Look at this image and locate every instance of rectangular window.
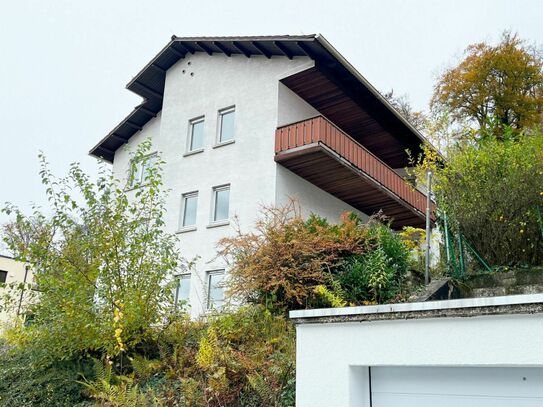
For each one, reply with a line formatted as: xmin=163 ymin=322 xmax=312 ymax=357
xmin=180 ymin=192 xmax=198 ymax=228
xmin=188 ymin=117 xmax=205 ymax=152
xmin=218 ymin=107 xmax=235 ymax=143
xmin=212 ymin=185 xmax=230 ymax=223
xmin=207 ymin=270 xmax=225 ymax=309
xmin=174 ymin=274 xmax=191 ymax=307
xmin=0 ymin=270 xmax=7 ymax=283
xmin=129 ymin=153 xmax=158 ymax=188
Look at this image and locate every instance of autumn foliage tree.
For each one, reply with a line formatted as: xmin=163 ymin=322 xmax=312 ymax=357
xmin=432 ymin=31 xmax=543 ymax=138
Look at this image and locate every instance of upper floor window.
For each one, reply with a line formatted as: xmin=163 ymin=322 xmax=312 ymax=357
xmin=0 ymin=270 xmax=7 ymax=283
xmin=180 ymin=191 xmax=198 ymax=229
xmin=188 ymin=117 xmax=205 ymax=153
xmin=207 ymin=270 xmax=225 ymax=309
xmin=212 ymin=185 xmax=230 ymax=223
xmin=218 ymin=107 xmax=235 ymax=144
xmin=129 ymin=153 xmax=158 ymax=188
xmin=174 ymin=273 xmax=191 ymax=307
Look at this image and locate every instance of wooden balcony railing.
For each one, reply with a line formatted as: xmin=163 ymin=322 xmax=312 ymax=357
xmin=275 ymin=116 xmax=430 ymax=218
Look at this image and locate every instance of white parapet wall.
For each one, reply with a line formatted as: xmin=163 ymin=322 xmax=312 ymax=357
xmin=290 ymin=294 xmax=543 ymax=407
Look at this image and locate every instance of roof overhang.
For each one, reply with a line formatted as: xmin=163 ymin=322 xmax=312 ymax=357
xmin=90 ymin=34 xmax=429 ymax=164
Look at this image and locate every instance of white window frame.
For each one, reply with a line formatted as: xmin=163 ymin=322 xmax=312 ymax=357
xmin=215 ymin=106 xmax=236 ymax=146
xmin=186 ymin=116 xmax=205 ymax=155
xmin=128 ymin=152 xmax=158 ymax=189
xmin=206 ymin=269 xmax=226 ymax=310
xmin=178 ymin=191 xmax=198 ymax=232
xmin=174 ymin=273 xmax=191 ymax=308
xmin=209 ymin=184 xmax=230 ymax=227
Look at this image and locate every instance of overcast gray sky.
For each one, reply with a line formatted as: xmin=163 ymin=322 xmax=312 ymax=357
xmin=1 ymin=0 xmax=542 ymax=228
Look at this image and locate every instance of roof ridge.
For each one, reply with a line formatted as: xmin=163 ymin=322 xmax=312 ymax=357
xmin=170 ymin=34 xmax=318 ymax=40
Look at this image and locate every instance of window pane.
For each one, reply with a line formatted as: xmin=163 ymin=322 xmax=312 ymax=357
xmin=130 ymin=160 xmax=142 ymax=187
xmin=0 ymin=270 xmax=7 ymax=283
xmin=214 ymin=187 xmax=230 ymax=221
xmin=182 ymin=194 xmax=198 ymax=227
xmin=175 ymin=275 xmax=191 ymax=306
xmin=219 ymin=110 xmax=235 ymax=142
xmin=141 ymin=155 xmax=157 ymax=183
xmin=207 ymin=272 xmax=225 ymax=309
xmin=131 ymin=154 xmax=157 ymax=187
xmin=190 ymin=120 xmax=204 ymax=151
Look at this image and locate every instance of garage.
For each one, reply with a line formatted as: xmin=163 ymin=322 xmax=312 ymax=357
xmin=292 ymin=294 xmax=543 ymax=406
xmin=370 ymin=366 xmax=543 ymax=407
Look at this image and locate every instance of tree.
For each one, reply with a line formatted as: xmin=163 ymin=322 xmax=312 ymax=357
xmin=432 ymin=31 xmax=543 ymax=138
xmin=384 ymin=90 xmax=464 ymax=153
xmin=1 ymin=140 xmax=182 ymax=360
xmin=412 ymin=126 xmax=543 ymax=267
xmin=383 ymin=90 xmax=426 ymax=131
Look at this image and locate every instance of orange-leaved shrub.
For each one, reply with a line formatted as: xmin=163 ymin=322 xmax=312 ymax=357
xmin=218 ymin=202 xmax=411 ymax=312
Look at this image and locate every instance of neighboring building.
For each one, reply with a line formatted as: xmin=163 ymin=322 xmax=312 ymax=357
xmin=0 ymin=255 xmax=32 ymax=327
xmin=90 ymin=35 xmax=433 ymax=317
xmin=291 ymin=294 xmax=543 ymax=406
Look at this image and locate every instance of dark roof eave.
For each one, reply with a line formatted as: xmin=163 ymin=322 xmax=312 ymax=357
xmin=89 ymin=34 xmax=432 ymax=163
xmin=313 ymin=35 xmax=429 ymax=150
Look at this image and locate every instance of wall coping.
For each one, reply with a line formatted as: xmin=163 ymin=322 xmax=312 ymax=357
xmin=289 ymin=293 xmax=543 ymax=324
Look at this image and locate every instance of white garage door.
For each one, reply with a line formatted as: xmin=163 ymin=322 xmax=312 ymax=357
xmin=371 ymin=367 xmax=543 ymax=407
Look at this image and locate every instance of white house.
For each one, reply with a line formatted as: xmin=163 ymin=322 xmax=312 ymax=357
xmin=90 ymin=35 xmax=432 ymax=317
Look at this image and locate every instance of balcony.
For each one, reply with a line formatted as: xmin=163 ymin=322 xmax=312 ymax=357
xmin=274 ymin=116 xmax=433 ymax=228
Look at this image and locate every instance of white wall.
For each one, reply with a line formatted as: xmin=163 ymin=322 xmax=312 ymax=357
xmin=295 ymin=312 xmax=543 ymax=406
xmin=277 ymin=83 xmax=320 ymax=127
xmin=113 ymin=54 xmax=315 ymax=317
xmin=275 ymin=83 xmax=369 ymax=222
xmin=275 ymin=166 xmax=368 ymax=223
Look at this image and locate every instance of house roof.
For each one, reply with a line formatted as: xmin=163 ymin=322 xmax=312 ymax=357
xmin=90 ymin=34 xmax=428 ymax=164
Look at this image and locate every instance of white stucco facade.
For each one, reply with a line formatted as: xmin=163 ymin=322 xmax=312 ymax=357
xmin=112 ymin=54 xmax=371 ymax=316
xmin=291 ymin=294 xmax=543 ymax=406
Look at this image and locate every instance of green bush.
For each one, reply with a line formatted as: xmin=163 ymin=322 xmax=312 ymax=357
xmin=0 ymin=341 xmax=91 ymax=407
xmin=434 ymin=129 xmax=543 ymax=266
xmin=78 ymin=306 xmax=295 ymax=407
xmin=337 ymin=222 xmax=410 ymax=304
xmin=2 ymin=140 xmax=181 ymax=360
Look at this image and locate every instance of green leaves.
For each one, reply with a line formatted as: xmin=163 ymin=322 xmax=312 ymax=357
xmin=2 ymin=139 xmax=182 ymax=360
xmin=337 ymin=222 xmax=409 ymax=304
xmin=434 ymin=130 xmax=543 ymax=267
